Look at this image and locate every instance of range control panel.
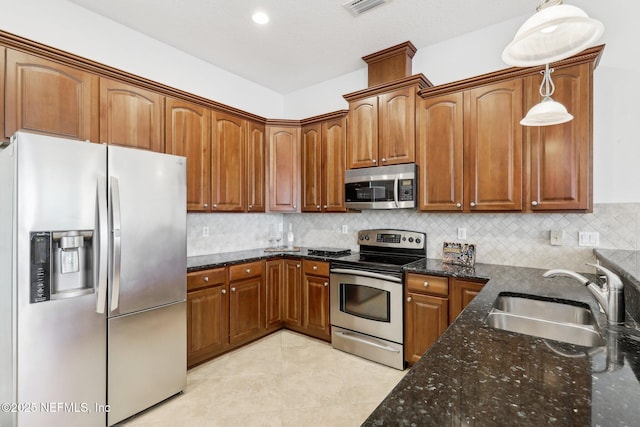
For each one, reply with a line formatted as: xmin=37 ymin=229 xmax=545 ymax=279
xmin=357 ymin=229 xmax=426 ymax=250
xmin=30 ymin=231 xmax=51 ymax=303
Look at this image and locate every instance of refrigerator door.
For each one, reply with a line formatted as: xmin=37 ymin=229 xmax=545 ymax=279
xmin=107 ymin=146 xmax=186 ymax=316
xmin=11 ymin=132 xmax=107 ymax=427
xmin=107 ymin=301 xmax=187 ymax=425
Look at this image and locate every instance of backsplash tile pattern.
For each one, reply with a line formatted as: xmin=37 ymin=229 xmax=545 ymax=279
xmin=187 ymin=203 xmax=640 ymax=273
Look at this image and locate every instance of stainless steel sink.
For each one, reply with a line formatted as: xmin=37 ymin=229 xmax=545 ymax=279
xmin=484 ymin=293 xmax=606 ymax=347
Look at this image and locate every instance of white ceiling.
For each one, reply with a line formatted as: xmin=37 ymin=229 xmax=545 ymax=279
xmin=68 ymin=0 xmax=533 ymax=94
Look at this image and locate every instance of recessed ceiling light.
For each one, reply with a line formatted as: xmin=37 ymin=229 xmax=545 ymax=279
xmin=252 ymin=11 xmax=269 ymax=25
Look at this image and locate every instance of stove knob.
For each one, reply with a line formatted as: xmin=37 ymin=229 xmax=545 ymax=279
xmin=416 ymin=238 xmax=421 ymax=244
xmin=365 ymin=235 xmax=370 ymax=241
xmin=408 ymin=237 xmax=414 ymax=243
xmin=359 ymin=235 xmax=364 ymax=241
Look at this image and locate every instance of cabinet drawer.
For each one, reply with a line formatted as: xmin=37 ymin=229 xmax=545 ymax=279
xmin=303 ymin=260 xmax=329 ymax=276
xmin=229 ymin=260 xmax=264 ymax=281
xmin=187 ymin=267 xmax=226 ymax=292
xmin=406 ymin=273 xmax=448 ymax=297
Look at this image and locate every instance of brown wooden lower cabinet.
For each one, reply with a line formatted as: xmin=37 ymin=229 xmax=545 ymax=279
xmin=228 ymin=261 xmax=266 ymax=346
xmin=302 ymin=259 xmax=331 ymax=341
xmin=283 ymin=259 xmax=303 ymax=327
xmin=404 ymin=272 xmax=487 ymax=365
xmin=265 ymin=259 xmax=284 ymax=330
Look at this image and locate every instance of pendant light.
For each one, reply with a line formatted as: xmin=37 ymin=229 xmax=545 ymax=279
xmin=521 ymin=64 xmax=573 ymax=126
xmin=503 ymin=0 xmax=604 ymax=67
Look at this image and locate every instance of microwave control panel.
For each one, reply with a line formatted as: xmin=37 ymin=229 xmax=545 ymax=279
xmin=398 ymin=179 xmax=414 ymax=201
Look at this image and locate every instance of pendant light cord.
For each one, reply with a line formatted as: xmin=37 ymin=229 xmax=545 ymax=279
xmin=539 ymin=64 xmax=556 ymax=99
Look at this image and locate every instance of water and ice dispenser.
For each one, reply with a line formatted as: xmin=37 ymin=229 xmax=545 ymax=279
xmin=30 ymin=230 xmax=95 ymax=303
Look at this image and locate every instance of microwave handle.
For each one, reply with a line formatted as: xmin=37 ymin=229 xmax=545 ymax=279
xmin=393 ymin=176 xmax=399 ymax=208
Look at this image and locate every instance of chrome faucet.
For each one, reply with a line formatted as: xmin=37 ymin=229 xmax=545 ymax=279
xmin=543 ymin=263 xmax=625 ymax=325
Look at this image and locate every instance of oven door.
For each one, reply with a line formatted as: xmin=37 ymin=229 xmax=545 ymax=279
xmin=329 ymin=270 xmax=403 ymax=344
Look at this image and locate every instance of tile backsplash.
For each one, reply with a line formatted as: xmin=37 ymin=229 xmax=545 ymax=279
xmin=187 ymin=203 xmax=640 ymax=273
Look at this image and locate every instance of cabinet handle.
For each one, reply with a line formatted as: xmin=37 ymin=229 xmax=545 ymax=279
xmin=381 ymin=158 xmax=386 ymax=162
xmin=313 ymin=265 xmax=318 ymax=271
xmin=297 ymin=264 xmax=301 ymax=268
xmin=531 ymin=201 xmax=539 ymax=206
xmin=213 ymin=204 xmax=218 ymax=209
xmin=423 ymin=281 xmax=429 ymax=287
xmin=324 ymin=282 xmax=329 ymax=287
xmin=372 ymin=159 xmax=377 ymax=164
xmin=323 ymin=205 xmax=327 ymax=209
xmin=221 ymin=289 xmax=226 ymax=294
xmin=470 ymin=202 xmax=476 ymax=207
xmin=293 ymin=204 xmax=297 ymax=209
xmin=456 ymin=203 xmax=462 ymax=208
xmin=204 ymin=203 xmax=209 ymax=208
xmin=249 ymin=204 xmax=253 ymax=210
xmin=407 ymin=296 xmax=412 ymax=302
xmin=204 ymin=276 xmax=209 ymax=282
xmin=317 ymin=205 xmax=321 ymax=210
xmin=245 ymin=268 xmax=251 ymax=274
xmin=231 ymin=287 xmax=236 ymax=292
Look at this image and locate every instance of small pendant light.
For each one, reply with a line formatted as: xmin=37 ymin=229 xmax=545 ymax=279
xmin=503 ymin=0 xmax=604 ymax=67
xmin=521 ymin=64 xmax=573 ymax=126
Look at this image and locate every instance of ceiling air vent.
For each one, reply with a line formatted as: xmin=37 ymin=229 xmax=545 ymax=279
xmin=343 ymin=0 xmax=390 ymax=16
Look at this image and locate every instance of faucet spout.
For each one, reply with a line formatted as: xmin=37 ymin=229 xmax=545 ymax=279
xmin=543 ymin=264 xmax=625 ymax=325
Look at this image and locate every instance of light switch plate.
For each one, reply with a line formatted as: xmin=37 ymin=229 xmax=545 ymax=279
xmin=578 ymin=231 xmax=600 ymax=247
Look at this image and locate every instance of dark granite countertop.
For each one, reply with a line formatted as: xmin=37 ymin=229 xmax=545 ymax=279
xmin=364 ymin=259 xmax=640 ymax=426
xmin=187 ymin=247 xmax=353 ymax=272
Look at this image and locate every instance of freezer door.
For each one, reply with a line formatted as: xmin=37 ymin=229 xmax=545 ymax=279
xmin=12 ymin=132 xmax=107 ymax=427
xmin=107 ymin=301 xmax=186 ymax=425
xmin=107 ymin=146 xmax=186 ymax=316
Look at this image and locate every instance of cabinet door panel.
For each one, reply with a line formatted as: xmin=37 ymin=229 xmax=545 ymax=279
xmin=322 ymin=118 xmax=347 ymax=212
xmin=265 ymin=260 xmax=283 ymax=329
xmin=187 ymin=284 xmax=229 ymax=367
xmin=5 ymin=49 xmax=98 ymax=142
xmin=528 ymin=64 xmax=591 ymax=211
xmin=211 ymin=112 xmax=245 ymax=211
xmin=100 ymin=78 xmax=164 ymax=151
xmin=379 ymin=87 xmax=415 ymax=165
xmin=303 ymin=274 xmax=330 ymax=341
xmin=283 ymin=260 xmax=302 ymax=327
xmin=165 ymin=98 xmax=211 ymax=212
xmin=417 ymin=93 xmax=464 ymax=210
xmin=268 ymin=126 xmax=300 ymax=212
xmin=449 ymin=279 xmax=485 ymax=324
xmin=301 ymin=124 xmax=322 ymax=212
xmin=405 ymin=293 xmax=448 ymax=364
xmin=229 ymin=277 xmax=264 ymax=345
xmin=465 ymin=80 xmax=523 ymax=211
xmin=247 ymin=121 xmax=266 ymax=212
xmin=348 ymin=96 xmax=378 ymax=169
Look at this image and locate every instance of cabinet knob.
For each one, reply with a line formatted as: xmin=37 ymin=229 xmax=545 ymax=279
xmin=423 ymin=281 xmax=429 ymax=287
xmin=249 ymin=204 xmax=253 ymax=210
xmin=531 ymin=201 xmax=539 ymax=206
xmin=313 ymin=265 xmax=318 ymax=271
xmin=317 ymin=205 xmax=321 ymax=210
xmin=221 ymin=289 xmax=226 ymax=294
xmin=372 ymin=159 xmax=377 ymax=164
xmin=324 ymin=282 xmax=329 ymax=287
xmin=204 ymin=203 xmax=209 ymax=208
xmin=204 ymin=276 xmax=209 ymax=282
xmin=470 ymin=202 xmax=476 ymax=207
xmin=231 ymin=287 xmax=236 ymax=292
xmin=381 ymin=158 xmax=386 ymax=162
xmin=297 ymin=264 xmax=301 ymax=268
xmin=212 ymin=204 xmax=218 ymax=209
xmin=456 ymin=203 xmax=462 ymax=208
xmin=245 ymin=269 xmax=251 ymax=274
xmin=323 ymin=205 xmax=327 ymax=209
xmin=407 ymin=296 xmax=412 ymax=302
xmin=293 ymin=204 xmax=297 ymax=209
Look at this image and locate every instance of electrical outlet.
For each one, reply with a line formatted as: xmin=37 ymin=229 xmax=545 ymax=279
xmin=457 ymin=227 xmax=467 ymax=240
xmin=578 ymin=231 xmax=600 ymax=247
xmin=550 ymin=230 xmax=564 ymax=246
xmin=202 ymin=226 xmax=209 ymax=237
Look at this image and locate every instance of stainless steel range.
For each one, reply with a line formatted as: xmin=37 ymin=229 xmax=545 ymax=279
xmin=330 ymin=229 xmax=427 ymax=370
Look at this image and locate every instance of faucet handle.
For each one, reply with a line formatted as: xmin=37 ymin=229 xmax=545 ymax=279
xmin=586 ymin=263 xmax=624 ymax=290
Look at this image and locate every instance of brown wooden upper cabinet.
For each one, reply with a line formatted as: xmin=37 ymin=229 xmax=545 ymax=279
xmin=211 ymin=111 xmax=246 ymax=212
xmin=4 ymin=49 xmax=99 ymax=142
xmin=418 ymin=79 xmax=523 ymax=212
xmin=525 ymin=63 xmax=592 ymax=211
xmin=165 ymin=98 xmax=211 ymax=211
xmin=267 ymin=123 xmax=300 ymax=212
xmin=344 ymin=76 xmax=430 ymax=169
xmin=100 ymin=77 xmax=165 ymax=152
xmin=301 ymin=113 xmax=347 ymax=212
xmin=246 ymin=121 xmax=266 ymax=213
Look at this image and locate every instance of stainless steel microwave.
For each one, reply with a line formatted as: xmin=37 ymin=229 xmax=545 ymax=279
xmin=345 ymin=163 xmax=417 ymax=209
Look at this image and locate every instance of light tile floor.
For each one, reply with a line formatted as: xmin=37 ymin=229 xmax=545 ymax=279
xmin=119 ymin=330 xmax=406 ymax=427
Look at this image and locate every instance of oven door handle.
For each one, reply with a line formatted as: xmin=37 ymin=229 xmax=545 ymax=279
xmin=334 ymin=330 xmax=401 ymax=353
xmin=330 ymin=268 xmax=402 ymax=283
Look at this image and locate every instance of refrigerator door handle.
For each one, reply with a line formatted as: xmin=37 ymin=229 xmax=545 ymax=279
xmin=110 ymin=176 xmax=122 ymax=312
xmin=96 ymin=176 xmax=108 ymax=314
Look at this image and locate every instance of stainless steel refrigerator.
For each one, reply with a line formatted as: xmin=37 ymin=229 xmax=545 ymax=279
xmin=0 ymin=131 xmax=187 ymax=427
